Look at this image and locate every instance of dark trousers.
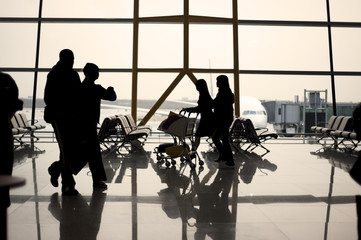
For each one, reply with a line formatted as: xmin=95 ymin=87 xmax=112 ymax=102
xmin=84 ymin=122 xmax=106 ymax=182
xmin=0 ymin=115 xmax=14 ymax=208
xmin=51 ymin=120 xmax=76 ymax=189
xmin=212 ymin=123 xmax=234 ymax=164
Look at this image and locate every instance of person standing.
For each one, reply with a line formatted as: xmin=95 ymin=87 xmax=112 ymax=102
xmin=45 ymin=49 xmax=81 ymax=195
xmin=80 ymin=63 xmax=116 ymax=189
xmin=212 ymin=75 xmax=235 ymax=168
xmin=183 ymin=79 xmax=214 ymax=153
xmin=0 ymin=72 xmax=23 ymax=208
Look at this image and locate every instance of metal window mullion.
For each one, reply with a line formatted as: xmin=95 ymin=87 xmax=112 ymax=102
xmin=31 ymin=0 xmax=43 ymax=125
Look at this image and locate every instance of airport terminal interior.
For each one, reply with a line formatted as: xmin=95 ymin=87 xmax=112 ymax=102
xmin=2 ymin=0 xmax=361 ymax=239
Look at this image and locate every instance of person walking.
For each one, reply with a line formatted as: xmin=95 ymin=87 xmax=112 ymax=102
xmin=212 ymin=75 xmax=235 ymax=168
xmin=45 ymin=49 xmax=81 ymax=195
xmin=0 ymin=72 xmax=23 ymax=208
xmin=183 ymin=79 xmax=214 ymax=153
xmin=80 ymin=63 xmax=116 ymax=189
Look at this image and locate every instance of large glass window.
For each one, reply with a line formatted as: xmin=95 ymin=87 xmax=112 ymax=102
xmin=239 ymin=26 xmax=330 ymax=71
xmin=1 ymin=1 xmax=361 ymax=122
xmin=39 ymin=23 xmax=133 ymax=69
xmin=0 ymin=0 xmax=39 ymax=17
xmin=329 ymin=0 xmax=361 ymax=22
xmin=190 ymin=0 xmax=232 ymax=18
xmin=139 ymin=0 xmax=183 ymax=17
xmin=238 ymin=0 xmax=327 ymax=21
xmin=138 ymin=24 xmax=183 ymax=68
xmin=42 ymin=0 xmax=134 ymax=18
xmin=0 ymin=23 xmax=38 ymax=67
xmin=190 ymin=25 xmax=233 ymax=69
xmin=332 ymin=28 xmax=361 ymax=71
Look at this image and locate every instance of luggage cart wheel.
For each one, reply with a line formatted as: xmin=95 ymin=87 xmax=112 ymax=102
xmin=199 ymin=160 xmax=204 ymax=166
xmin=165 ymin=161 xmax=171 ymax=167
xmin=171 ymin=160 xmax=176 ymax=166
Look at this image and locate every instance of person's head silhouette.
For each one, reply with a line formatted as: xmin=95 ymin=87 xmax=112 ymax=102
xmin=216 ymin=75 xmax=230 ymax=89
xmin=83 ymin=63 xmax=99 ymax=81
xmin=59 ymin=49 xmax=74 ymax=69
xmin=195 ymin=79 xmax=209 ymax=94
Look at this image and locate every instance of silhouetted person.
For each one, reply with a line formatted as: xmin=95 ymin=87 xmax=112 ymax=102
xmin=183 ymin=79 xmax=214 ymax=153
xmin=212 ymin=75 xmax=235 ymax=168
xmin=48 ymin=190 xmax=106 ymax=240
xmin=239 ymin=153 xmax=277 ymax=184
xmin=80 ymin=63 xmax=116 ymax=189
xmin=0 ymin=72 xmax=23 ymax=208
xmin=192 ymin=169 xmax=236 ymax=240
xmin=45 ymin=49 xmax=81 ymax=195
xmin=349 ymin=102 xmax=361 ymax=238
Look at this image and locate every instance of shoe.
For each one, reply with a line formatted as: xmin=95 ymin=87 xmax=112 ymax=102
xmin=62 ymin=186 xmax=79 ymax=196
xmin=93 ymin=181 xmax=108 ymax=189
xmin=48 ymin=164 xmax=60 ymax=187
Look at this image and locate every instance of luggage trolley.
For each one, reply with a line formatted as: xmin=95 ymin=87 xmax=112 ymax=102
xmin=154 ymin=110 xmax=204 ymax=169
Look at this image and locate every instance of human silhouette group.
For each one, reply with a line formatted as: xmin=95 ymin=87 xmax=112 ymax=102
xmin=183 ymin=75 xmax=235 ymax=169
xmin=45 ymin=49 xmax=116 ymax=195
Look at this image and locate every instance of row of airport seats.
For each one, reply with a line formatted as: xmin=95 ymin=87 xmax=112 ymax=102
xmin=97 ymin=114 xmax=151 ymax=154
xmin=10 ymin=112 xmax=46 ymax=148
xmin=209 ymin=117 xmax=278 ymax=157
xmin=311 ymin=115 xmax=360 ymax=151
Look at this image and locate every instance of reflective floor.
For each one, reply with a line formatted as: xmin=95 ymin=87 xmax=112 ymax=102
xmin=7 ymin=138 xmax=361 ymax=240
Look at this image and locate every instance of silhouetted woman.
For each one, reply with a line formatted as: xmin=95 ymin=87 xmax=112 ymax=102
xmin=212 ymin=75 xmax=235 ymax=168
xmin=183 ymin=79 xmax=214 ymax=152
xmin=81 ymin=63 xmax=116 ymax=189
xmin=0 ymin=72 xmax=23 ymax=208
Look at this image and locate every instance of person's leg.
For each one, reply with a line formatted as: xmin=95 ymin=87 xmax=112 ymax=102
xmin=48 ymin=159 xmax=61 ymax=187
xmin=220 ymin=125 xmax=234 ymax=166
xmin=212 ymin=128 xmax=224 ymax=162
xmin=87 ymin=126 xmax=107 ymax=188
xmin=52 ymin=121 xmax=77 ymax=195
xmin=0 ymin=115 xmax=14 ymax=208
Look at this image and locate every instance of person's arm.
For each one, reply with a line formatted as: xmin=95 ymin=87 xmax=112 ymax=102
xmin=99 ymin=85 xmax=116 ymax=101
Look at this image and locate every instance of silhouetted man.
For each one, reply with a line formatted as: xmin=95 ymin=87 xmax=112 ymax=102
xmin=80 ymin=63 xmax=116 ymax=189
xmin=212 ymin=75 xmax=235 ymax=168
xmin=0 ymin=72 xmax=23 ymax=208
xmin=44 ymin=49 xmax=81 ymax=195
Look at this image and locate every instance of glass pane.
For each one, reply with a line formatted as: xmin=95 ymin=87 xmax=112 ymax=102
xmin=190 ymin=25 xmax=233 ymax=69
xmin=332 ymin=28 xmax=361 ymax=71
xmin=139 ymin=0 xmax=183 ymax=17
xmin=330 ymin=0 xmax=361 ymax=22
xmin=238 ymin=0 xmax=326 ymax=21
xmin=0 ymin=23 xmax=37 ymax=67
xmin=0 ymin=0 xmax=39 ymax=17
xmin=334 ymin=76 xmax=361 ymax=104
xmin=42 ymin=0 xmax=133 ymax=18
xmin=39 ymin=23 xmax=133 ymax=69
xmin=239 ymin=75 xmax=333 ymax=103
xmin=190 ymin=0 xmax=232 ymax=18
xmin=138 ymin=24 xmax=183 ymax=68
xmin=138 ymin=73 xmax=194 ymax=101
xmin=239 ymin=26 xmax=330 ymax=71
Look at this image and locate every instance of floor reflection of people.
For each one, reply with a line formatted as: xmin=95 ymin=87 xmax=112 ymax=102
xmin=192 ymin=169 xmax=236 ymax=240
xmin=48 ymin=190 xmax=106 ymax=240
xmin=238 ymin=152 xmax=277 ymax=184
